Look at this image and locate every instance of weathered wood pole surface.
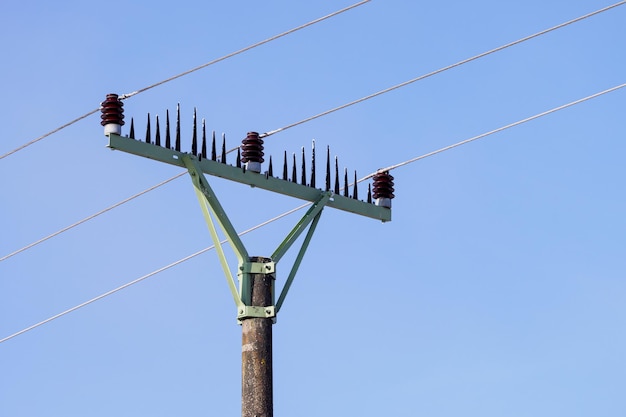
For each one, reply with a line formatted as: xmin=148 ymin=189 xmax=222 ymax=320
xmin=241 ymin=256 xmax=273 ymax=417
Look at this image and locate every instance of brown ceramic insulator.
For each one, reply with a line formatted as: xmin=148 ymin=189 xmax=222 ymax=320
xmin=241 ymin=132 xmax=265 ymax=163
xmin=372 ymin=171 xmax=395 ymax=200
xmin=100 ymin=94 xmax=125 ymax=126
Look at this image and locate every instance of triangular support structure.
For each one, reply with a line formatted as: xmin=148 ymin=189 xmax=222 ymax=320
xmin=183 ymin=155 xmax=330 ymax=322
xmin=103 ymin=109 xmax=394 ymax=416
xmin=106 ymin=132 xmax=391 ymax=321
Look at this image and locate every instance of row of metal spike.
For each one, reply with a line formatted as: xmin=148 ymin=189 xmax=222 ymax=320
xmin=126 ymin=107 xmax=378 ymax=203
xmin=101 ymin=94 xmax=394 ymax=206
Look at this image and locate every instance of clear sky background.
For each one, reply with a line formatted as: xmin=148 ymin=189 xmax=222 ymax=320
xmin=1 ymin=1 xmax=625 ymax=416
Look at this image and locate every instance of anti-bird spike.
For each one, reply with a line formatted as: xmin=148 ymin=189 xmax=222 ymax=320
xmin=155 ymin=115 xmax=161 ymax=146
xmin=236 ymin=148 xmax=241 ymax=168
xmin=165 ymin=110 xmax=171 ymax=149
xmin=282 ymin=151 xmax=288 ymax=181
xmin=367 ymin=184 xmax=372 ymax=204
xmin=334 ymin=156 xmax=340 ymax=195
xmin=175 ymin=104 xmax=181 ymax=152
xmin=310 ymin=140 xmax=316 ymax=188
xmin=352 ymin=171 xmax=359 ymax=200
xmin=291 ymin=153 xmax=297 ymax=183
xmin=325 ymin=146 xmax=331 ymax=192
xmin=201 ymin=119 xmax=207 ymax=159
xmin=221 ymin=134 xmax=226 ymax=164
xmin=145 ymin=113 xmax=151 ymax=144
xmin=301 ymin=147 xmax=306 ymax=185
xmin=343 ymin=168 xmax=349 ymax=197
xmin=129 ymin=118 xmax=135 ymax=139
xmin=191 ymin=108 xmax=197 ymax=155
xmin=211 ymin=131 xmax=217 ymax=161
xmin=268 ymin=156 xmax=273 ymax=177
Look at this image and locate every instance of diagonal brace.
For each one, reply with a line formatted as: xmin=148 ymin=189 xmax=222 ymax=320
xmin=275 ymin=210 xmax=323 ymax=313
xmin=271 ymin=192 xmax=331 ymax=263
xmin=182 ymin=155 xmax=332 ymax=319
xmin=183 ymin=155 xmax=249 ymax=308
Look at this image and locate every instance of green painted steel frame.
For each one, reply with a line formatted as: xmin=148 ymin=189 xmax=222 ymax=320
xmin=183 ymin=155 xmax=331 ymax=322
xmin=107 ymin=133 xmax=391 ymax=222
xmin=106 ymin=133 xmax=392 ymax=321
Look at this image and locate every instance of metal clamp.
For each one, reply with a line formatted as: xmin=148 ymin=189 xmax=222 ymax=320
xmin=238 ymin=305 xmax=276 ymax=321
xmin=240 ymin=261 xmax=276 ymax=275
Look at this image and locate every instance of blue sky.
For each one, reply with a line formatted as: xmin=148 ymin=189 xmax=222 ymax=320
xmin=1 ymin=1 xmax=625 ymax=416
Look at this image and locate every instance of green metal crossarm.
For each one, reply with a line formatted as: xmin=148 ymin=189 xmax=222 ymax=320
xmin=107 ymin=133 xmax=391 ymax=222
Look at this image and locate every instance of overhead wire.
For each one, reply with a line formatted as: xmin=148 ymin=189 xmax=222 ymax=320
xmin=5 ymin=1 xmax=624 ymax=260
xmin=3 ymin=1 xmax=624 ymax=262
xmin=6 ymin=79 xmax=626 ymax=343
xmin=3 ymin=81 xmax=625 ymax=344
xmin=0 ymin=172 xmax=186 ymax=263
xmin=0 ymin=109 xmax=100 ymax=160
xmin=357 ymin=82 xmax=626 ymax=181
xmin=119 ymin=0 xmax=371 ymax=100
xmin=258 ymin=0 xmax=626 ymax=139
xmin=0 ymin=1 xmax=371 ymax=161
xmin=2 ymin=3 xmax=625 ymax=340
xmin=0 ymin=202 xmax=310 ymax=344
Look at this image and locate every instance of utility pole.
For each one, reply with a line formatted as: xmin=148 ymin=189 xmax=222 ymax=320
xmin=100 ymin=94 xmax=394 ymax=416
xmin=241 ymin=256 xmax=273 ymax=417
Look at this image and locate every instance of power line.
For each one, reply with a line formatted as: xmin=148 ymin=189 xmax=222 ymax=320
xmin=259 ymin=0 xmax=626 ymax=139
xmin=5 ymin=0 xmax=623 ymax=260
xmin=0 ymin=1 xmax=371 ymax=161
xmin=0 ymin=173 xmax=185 ymax=263
xmin=0 ymin=109 xmax=100 ymax=160
xmin=119 ymin=1 xmax=371 ymax=100
xmin=0 ymin=0 xmax=626 ymax=332
xmin=5 ymin=81 xmax=625 ymax=343
xmin=358 ymin=82 xmax=626 ymax=182
xmin=0 ymin=202 xmax=310 ymax=344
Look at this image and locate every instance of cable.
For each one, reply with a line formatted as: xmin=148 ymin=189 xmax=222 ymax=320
xmin=2 ymin=3 xmax=623 ymax=336
xmin=0 ymin=109 xmax=100 ymax=160
xmin=358 ymin=82 xmax=626 ymax=182
xmin=0 ymin=202 xmax=310 ymax=344
xmin=8 ymin=82 xmax=622 ymax=262
xmin=0 ymin=1 xmax=371 ymax=161
xmin=5 ymin=81 xmax=624 ymax=343
xmin=259 ymin=0 xmax=626 ymax=138
xmin=0 ymin=172 xmax=185 ymax=263
xmin=119 ymin=1 xmax=371 ymax=100
xmin=6 ymin=0 xmax=624 ymax=263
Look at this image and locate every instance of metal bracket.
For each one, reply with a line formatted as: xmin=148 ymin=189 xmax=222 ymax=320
xmin=238 ymin=260 xmax=276 ymax=309
xmin=240 ymin=261 xmax=276 ymax=275
xmin=237 ymin=305 xmax=276 ymax=320
xmin=146 ymin=152 xmax=332 ymax=322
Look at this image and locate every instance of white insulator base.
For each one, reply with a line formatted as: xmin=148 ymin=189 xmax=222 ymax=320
xmin=375 ymin=197 xmax=392 ymax=208
xmin=246 ymin=161 xmax=262 ymax=173
xmin=104 ymin=123 xmax=122 ymax=136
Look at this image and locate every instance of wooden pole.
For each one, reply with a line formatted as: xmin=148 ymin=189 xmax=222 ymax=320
xmin=241 ymin=256 xmax=274 ymax=417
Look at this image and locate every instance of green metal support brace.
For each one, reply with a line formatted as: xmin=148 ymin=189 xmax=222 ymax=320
xmin=106 ymin=133 xmax=390 ymax=321
xmin=182 ymin=154 xmax=332 ymax=322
